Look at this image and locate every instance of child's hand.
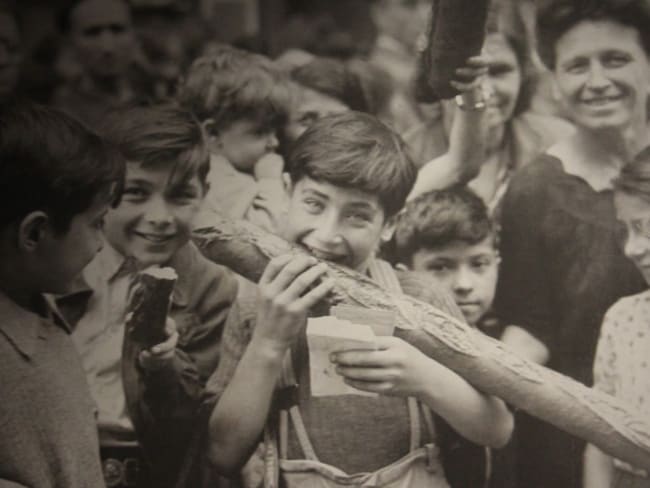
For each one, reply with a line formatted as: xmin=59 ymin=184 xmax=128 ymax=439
xmin=450 ymin=55 xmax=488 ymax=95
xmin=138 ymin=317 xmax=178 ymax=371
xmin=254 ymin=153 xmax=284 ymax=180
xmin=253 ymin=254 xmax=335 ymax=354
xmin=331 ymin=336 xmax=435 ymax=398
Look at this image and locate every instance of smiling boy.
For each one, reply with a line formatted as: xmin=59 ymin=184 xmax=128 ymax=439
xmin=60 ymin=104 xmax=237 ymax=488
xmin=204 ymin=112 xmax=512 ymax=486
xmin=0 ymin=102 xmax=124 ymax=487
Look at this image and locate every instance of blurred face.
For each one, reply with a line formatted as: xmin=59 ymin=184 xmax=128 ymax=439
xmin=285 ymin=86 xmax=349 ymax=142
xmin=483 ymin=33 xmax=522 ymax=131
xmin=216 ymin=119 xmax=279 ymax=173
xmin=40 ymin=196 xmax=108 ymax=293
xmin=553 ymin=20 xmax=650 ymax=132
xmin=104 ymin=161 xmax=204 ymax=267
xmin=284 ymin=177 xmax=392 ymax=272
xmin=614 ymin=191 xmax=650 ymax=284
xmin=410 ymin=237 xmax=499 ymax=326
xmin=0 ymin=12 xmax=21 ymax=101
xmin=69 ymin=0 xmax=135 ymax=79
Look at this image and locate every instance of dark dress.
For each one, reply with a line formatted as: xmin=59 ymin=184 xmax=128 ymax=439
xmin=494 ymin=154 xmax=646 ymax=488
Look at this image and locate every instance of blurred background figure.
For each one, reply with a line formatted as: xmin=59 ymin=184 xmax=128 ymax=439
xmin=0 ymin=1 xmax=22 ymax=104
xmin=52 ymin=0 xmax=152 ymax=129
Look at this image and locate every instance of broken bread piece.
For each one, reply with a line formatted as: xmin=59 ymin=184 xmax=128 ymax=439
xmin=125 ymin=266 xmax=177 ymax=349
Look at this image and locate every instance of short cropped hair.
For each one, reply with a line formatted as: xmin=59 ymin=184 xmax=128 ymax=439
xmin=0 ymin=101 xmax=124 ymax=233
xmin=613 ymin=146 xmax=650 ymax=203
xmin=100 ymin=103 xmax=210 ymax=187
xmin=392 ymin=186 xmax=495 ymax=265
xmin=287 ymin=111 xmax=416 ymax=218
xmin=291 ymin=57 xmax=369 ymax=112
xmin=537 ymin=0 xmax=650 ymax=70
xmin=177 ymin=46 xmax=291 ymax=132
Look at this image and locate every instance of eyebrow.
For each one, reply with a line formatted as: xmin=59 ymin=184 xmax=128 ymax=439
xmin=124 ymin=178 xmax=152 ymax=187
xmin=345 ymin=201 xmax=377 ymax=211
xmin=301 ymin=188 xmax=330 ymax=200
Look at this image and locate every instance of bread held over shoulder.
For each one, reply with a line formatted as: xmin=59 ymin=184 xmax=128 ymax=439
xmin=415 ymin=0 xmax=490 ymax=102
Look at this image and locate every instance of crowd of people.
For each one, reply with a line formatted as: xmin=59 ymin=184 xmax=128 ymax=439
xmin=1 ymin=0 xmax=650 ymax=487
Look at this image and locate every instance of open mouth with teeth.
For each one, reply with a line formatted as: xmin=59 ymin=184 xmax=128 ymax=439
xmin=582 ymin=95 xmax=624 ymax=106
xmin=300 ymin=243 xmax=347 ymax=264
xmin=134 ymin=231 xmax=175 ymax=244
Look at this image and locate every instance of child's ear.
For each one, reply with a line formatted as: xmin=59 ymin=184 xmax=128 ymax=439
xmin=18 ymin=211 xmax=50 ymax=252
xmin=282 ymin=173 xmax=293 ymax=194
xmin=202 ymin=118 xmax=222 ymax=150
xmin=380 ymin=215 xmax=397 ymax=243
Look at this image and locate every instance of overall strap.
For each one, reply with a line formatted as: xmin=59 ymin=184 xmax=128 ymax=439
xmin=278 ymin=351 xmax=319 ymax=461
xmin=369 ymin=258 xmax=427 ymax=453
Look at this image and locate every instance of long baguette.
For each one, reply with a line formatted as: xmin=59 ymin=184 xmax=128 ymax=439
xmin=193 ymin=217 xmax=650 ymax=471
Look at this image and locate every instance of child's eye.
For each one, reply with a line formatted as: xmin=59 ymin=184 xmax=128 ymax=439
xmin=303 ymin=198 xmax=324 ymax=213
xmin=345 ymin=212 xmax=371 ymax=226
xmin=123 ymin=187 xmax=148 ymax=200
xmin=427 ymin=262 xmax=453 ymax=273
xmin=169 ymin=187 xmax=199 ymax=202
xmin=471 ymin=258 xmax=491 ymax=272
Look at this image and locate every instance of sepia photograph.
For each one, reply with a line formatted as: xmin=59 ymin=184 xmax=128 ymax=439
xmin=1 ymin=0 xmax=650 ymax=487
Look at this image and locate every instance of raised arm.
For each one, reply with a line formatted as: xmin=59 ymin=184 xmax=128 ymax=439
xmin=409 ymin=57 xmax=489 ymax=200
xmin=206 ymin=255 xmax=333 ymax=474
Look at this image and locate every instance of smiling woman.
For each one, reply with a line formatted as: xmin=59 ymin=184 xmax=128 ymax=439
xmin=494 ymin=2 xmax=650 ymax=487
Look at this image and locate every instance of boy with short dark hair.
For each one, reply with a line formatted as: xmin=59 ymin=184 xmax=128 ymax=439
xmin=205 ymin=112 xmax=513 ymax=486
xmin=391 ymin=187 xmax=516 ymax=488
xmin=178 ymin=46 xmax=291 ymax=232
xmin=391 ymin=186 xmax=500 ymax=333
xmin=0 ymin=101 xmax=124 ymax=487
xmin=58 ymin=103 xmax=238 ymax=488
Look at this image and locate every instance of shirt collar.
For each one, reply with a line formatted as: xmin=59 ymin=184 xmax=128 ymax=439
xmin=0 ymin=290 xmax=69 ymax=358
xmin=57 ymin=242 xmax=194 ymax=312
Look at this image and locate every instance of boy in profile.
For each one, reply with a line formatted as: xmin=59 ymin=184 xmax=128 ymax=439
xmin=60 ymin=104 xmax=238 ymax=488
xmin=204 ymin=112 xmax=513 ymax=487
xmin=178 ymin=45 xmax=291 ymax=233
xmin=0 ymin=101 xmax=124 ymax=487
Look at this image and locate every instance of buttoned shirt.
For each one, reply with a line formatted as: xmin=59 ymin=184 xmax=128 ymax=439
xmin=0 ymin=290 xmax=105 ymax=487
xmin=58 ymin=240 xmax=237 ymax=487
xmin=71 ymin=244 xmax=137 ymax=442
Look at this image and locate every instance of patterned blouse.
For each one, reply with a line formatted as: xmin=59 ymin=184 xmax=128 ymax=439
xmin=594 ymin=289 xmax=650 ymax=477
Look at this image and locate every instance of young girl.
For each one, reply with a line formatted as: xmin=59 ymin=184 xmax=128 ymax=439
xmin=584 ymin=149 xmax=650 ymax=488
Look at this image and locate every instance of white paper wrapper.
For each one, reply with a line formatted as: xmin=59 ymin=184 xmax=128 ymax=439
xmin=307 ymin=316 xmax=377 ymax=397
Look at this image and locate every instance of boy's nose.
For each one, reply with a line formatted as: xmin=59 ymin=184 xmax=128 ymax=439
xmin=144 ymin=198 xmax=173 ymax=226
xmin=453 ymin=267 xmax=475 ymax=294
xmin=313 ymin=213 xmax=343 ymax=245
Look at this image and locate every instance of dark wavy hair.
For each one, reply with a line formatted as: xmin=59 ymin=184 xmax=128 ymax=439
xmin=287 ymin=111 xmax=417 ymax=218
xmin=614 ymin=146 xmax=650 ymax=202
xmin=537 ymin=0 xmax=650 ymax=70
xmin=390 ymin=186 xmax=495 ymax=266
xmin=0 ymin=101 xmax=124 ymax=233
xmin=99 ymin=103 xmax=210 ymax=188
